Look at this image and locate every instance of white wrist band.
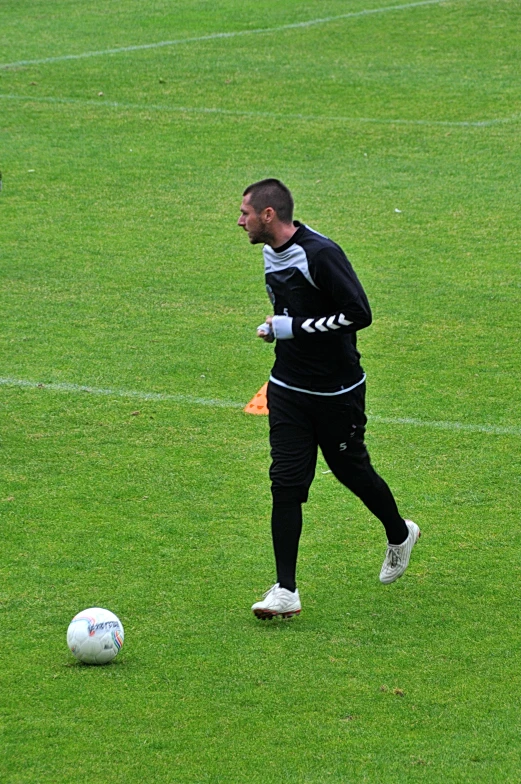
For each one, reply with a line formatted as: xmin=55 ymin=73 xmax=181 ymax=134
xmin=272 ymin=316 xmax=294 ymax=340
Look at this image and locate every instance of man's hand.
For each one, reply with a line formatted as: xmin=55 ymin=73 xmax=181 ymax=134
xmin=257 ymin=315 xmax=274 ymax=342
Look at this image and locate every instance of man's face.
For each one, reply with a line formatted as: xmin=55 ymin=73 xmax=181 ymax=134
xmin=238 ymin=195 xmax=273 ymax=245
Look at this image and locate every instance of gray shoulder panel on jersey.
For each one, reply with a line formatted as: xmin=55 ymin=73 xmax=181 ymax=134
xmin=263 ymin=240 xmax=319 ymax=289
xmin=302 ymin=224 xmax=328 ymax=240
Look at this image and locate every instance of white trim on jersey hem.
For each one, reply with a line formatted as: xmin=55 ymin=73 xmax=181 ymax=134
xmin=269 ymin=373 xmax=366 ymax=396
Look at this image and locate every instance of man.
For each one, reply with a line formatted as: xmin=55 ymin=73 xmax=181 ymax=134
xmin=238 ymin=178 xmax=420 ymax=620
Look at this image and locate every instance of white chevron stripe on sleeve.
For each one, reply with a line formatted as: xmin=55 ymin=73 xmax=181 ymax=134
xmin=315 ymin=317 xmax=328 ymax=332
xmin=302 ymin=318 xmax=316 ymax=333
xmin=338 ymin=314 xmax=353 ymax=326
xmin=326 ymin=315 xmax=341 ymax=329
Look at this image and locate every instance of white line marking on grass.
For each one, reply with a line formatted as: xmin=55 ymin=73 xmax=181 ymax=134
xmin=1 ymin=376 xmax=520 ymax=436
xmin=0 ymin=377 xmax=243 ymax=409
xmin=1 ymin=93 xmax=517 ymax=129
xmin=0 ymin=0 xmax=452 ymax=69
xmin=369 ymin=415 xmax=521 ymax=436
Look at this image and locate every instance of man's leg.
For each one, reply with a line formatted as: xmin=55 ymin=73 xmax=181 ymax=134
xmin=338 ymin=454 xmax=409 ymax=546
xmin=317 ymin=383 xmax=420 ymax=582
xmin=251 ymin=384 xmax=316 ymax=617
xmin=253 ymin=478 xmax=306 ymax=618
xmin=318 ymin=383 xmax=409 ymax=545
xmin=268 ymin=383 xmax=317 ymax=589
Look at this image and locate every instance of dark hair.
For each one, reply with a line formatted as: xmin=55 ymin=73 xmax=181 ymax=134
xmin=243 ymin=178 xmax=294 ymax=223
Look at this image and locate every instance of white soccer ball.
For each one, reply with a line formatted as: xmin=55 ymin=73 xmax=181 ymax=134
xmin=67 ymin=607 xmax=124 ymax=665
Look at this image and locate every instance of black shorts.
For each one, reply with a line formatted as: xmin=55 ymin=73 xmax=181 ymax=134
xmin=267 ymin=380 xmax=372 ymax=504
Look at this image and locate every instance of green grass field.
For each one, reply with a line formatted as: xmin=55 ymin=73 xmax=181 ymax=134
xmin=1 ymin=0 xmax=521 ymax=781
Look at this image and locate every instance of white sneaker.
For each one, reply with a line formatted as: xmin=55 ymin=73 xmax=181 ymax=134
xmin=252 ymin=583 xmax=301 ymax=619
xmin=379 ymin=520 xmax=421 ymax=584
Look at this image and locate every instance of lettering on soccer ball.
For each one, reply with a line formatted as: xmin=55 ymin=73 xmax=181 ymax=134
xmin=87 ymin=620 xmax=121 ymax=636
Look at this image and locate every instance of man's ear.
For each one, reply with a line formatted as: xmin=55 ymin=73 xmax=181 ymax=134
xmin=263 ymin=206 xmax=275 ymax=223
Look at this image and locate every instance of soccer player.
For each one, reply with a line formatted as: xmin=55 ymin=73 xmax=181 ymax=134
xmin=238 ymin=178 xmax=420 ymax=619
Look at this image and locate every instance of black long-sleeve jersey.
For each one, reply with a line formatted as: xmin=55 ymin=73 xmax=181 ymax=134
xmin=263 ymin=222 xmax=372 ymax=394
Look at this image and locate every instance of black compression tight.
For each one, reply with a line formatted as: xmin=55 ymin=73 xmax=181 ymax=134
xmin=271 ymin=501 xmax=302 ymax=593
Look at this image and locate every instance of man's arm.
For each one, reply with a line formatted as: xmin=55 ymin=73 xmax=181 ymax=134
xmin=270 ymin=246 xmax=372 ymax=340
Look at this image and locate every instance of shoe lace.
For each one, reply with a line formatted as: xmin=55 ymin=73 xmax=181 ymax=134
xmin=262 ymin=584 xmax=279 ymax=599
xmin=385 ymin=545 xmax=403 ymax=569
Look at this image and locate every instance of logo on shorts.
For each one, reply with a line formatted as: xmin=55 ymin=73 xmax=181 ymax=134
xmin=339 ymin=426 xmax=357 ymax=450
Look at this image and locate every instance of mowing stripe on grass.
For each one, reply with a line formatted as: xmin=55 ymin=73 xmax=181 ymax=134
xmin=1 ymin=93 xmax=517 ymax=129
xmin=1 ymin=376 xmax=520 ymax=437
xmin=0 ymin=0 xmax=455 ymax=69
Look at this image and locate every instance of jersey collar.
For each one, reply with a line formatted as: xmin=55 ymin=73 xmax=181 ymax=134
xmin=270 ymin=221 xmax=305 ymax=254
